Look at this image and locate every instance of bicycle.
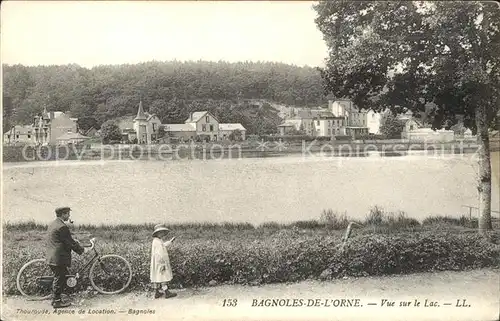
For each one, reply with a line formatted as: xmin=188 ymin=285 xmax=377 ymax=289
xmin=16 ymin=237 xmax=133 ymax=300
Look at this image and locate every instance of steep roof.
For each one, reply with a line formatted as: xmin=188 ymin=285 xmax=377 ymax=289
xmin=134 ymin=101 xmax=147 ymax=121
xmin=85 ymin=127 xmax=98 ymax=136
xmin=185 ymin=111 xmax=208 ymax=123
xmin=145 ymin=113 xmax=159 ymax=121
xmin=42 ymin=106 xmax=49 ymax=120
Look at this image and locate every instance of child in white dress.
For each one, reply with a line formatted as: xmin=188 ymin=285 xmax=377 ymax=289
xmin=150 ymin=224 xmax=177 ymax=299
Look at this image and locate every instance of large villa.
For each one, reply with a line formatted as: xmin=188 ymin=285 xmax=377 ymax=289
xmin=278 ymin=99 xmax=382 ymax=138
xmin=117 ymin=101 xmax=247 ymax=143
xmin=3 ymin=101 xmax=247 ymax=145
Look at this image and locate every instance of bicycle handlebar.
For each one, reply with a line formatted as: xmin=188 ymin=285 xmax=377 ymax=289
xmin=84 ymin=237 xmax=96 ymax=251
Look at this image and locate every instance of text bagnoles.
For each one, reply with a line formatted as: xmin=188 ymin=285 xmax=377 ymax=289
xmin=251 ymin=298 xmax=362 ymax=307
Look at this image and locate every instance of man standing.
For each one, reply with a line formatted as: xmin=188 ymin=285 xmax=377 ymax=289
xmin=46 ymin=207 xmax=84 ymax=308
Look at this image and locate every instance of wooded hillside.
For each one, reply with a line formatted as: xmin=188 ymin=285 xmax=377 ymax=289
xmin=2 ymin=61 xmax=325 ymax=134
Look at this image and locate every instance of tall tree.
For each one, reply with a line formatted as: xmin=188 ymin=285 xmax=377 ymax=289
xmin=380 ymin=111 xmax=405 ymax=139
xmin=100 ymin=120 xmax=122 ymax=144
xmin=3 ymin=96 xmax=13 ymax=133
xmin=77 ymin=117 xmax=99 ymax=132
xmin=314 ymin=1 xmax=500 ymax=236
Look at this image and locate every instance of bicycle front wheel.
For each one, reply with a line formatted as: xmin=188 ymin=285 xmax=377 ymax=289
xmin=89 ymin=255 xmax=132 ymax=294
xmin=16 ymin=259 xmax=53 ymax=300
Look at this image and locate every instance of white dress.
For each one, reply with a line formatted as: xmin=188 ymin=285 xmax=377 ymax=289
xmin=150 ymin=237 xmax=173 ymax=283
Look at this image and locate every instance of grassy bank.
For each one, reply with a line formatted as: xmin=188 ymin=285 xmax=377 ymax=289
xmin=3 ymin=208 xmax=499 ymax=296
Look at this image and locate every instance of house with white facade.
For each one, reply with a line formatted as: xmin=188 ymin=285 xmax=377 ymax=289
xmin=3 ymin=125 xmax=34 ymax=144
xmin=120 ymin=102 xmax=246 ymax=143
xmin=277 ymin=121 xmax=298 ymax=136
xmin=401 ymin=118 xmax=455 ymax=142
xmin=4 ymin=107 xmax=79 ymax=145
xmin=277 ymin=109 xmax=345 ymax=137
xmin=119 ymin=101 xmax=162 ymax=144
xmin=329 ymin=99 xmax=378 ymax=137
xmin=219 ymin=123 xmax=246 ymax=140
xmin=312 ymin=111 xmax=346 ymax=137
xmin=32 ymin=108 xmax=79 ymax=145
xmin=164 ymin=111 xmax=246 ymax=142
xmin=278 ymin=99 xmax=382 ymax=138
xmin=184 ymin=111 xmax=220 ymax=141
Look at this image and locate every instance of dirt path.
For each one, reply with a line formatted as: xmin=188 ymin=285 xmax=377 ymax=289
xmin=2 ymin=269 xmax=499 ymax=321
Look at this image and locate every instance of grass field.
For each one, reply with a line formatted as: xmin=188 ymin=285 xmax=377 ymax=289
xmin=3 ymin=208 xmax=500 ymax=296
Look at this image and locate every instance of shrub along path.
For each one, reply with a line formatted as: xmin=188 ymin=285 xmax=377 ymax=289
xmin=3 ymin=269 xmax=498 ymax=321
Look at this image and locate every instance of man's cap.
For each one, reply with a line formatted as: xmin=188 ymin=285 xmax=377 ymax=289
xmin=55 ymin=207 xmax=71 ymax=215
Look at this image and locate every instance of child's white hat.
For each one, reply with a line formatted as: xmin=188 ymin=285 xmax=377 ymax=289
xmin=152 ymin=224 xmax=170 ymax=237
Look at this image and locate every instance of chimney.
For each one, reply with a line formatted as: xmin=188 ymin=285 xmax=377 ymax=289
xmin=190 ymin=112 xmax=193 ymax=121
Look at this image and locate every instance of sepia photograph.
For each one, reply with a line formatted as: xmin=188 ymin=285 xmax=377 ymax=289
xmin=1 ymin=1 xmax=499 ymax=320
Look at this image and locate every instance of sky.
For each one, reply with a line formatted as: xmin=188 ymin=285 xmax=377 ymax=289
xmin=1 ymin=1 xmax=328 ymax=68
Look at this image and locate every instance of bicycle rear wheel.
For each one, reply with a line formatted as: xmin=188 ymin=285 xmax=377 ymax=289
xmin=89 ymin=255 xmax=132 ymax=294
xmin=16 ymin=259 xmax=53 ymax=300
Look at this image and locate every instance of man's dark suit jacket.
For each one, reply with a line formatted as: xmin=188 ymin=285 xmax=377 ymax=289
xmin=46 ymin=218 xmax=84 ymax=266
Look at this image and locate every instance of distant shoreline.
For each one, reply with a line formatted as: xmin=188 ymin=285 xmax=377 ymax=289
xmin=3 ymin=140 xmax=497 ymax=163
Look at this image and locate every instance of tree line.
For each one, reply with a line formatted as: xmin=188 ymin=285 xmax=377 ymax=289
xmin=314 ymin=1 xmax=499 ymax=236
xmin=2 ymin=60 xmax=326 ymax=134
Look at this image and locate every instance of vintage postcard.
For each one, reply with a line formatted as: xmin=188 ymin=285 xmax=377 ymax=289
xmin=1 ymin=1 xmax=499 ymax=321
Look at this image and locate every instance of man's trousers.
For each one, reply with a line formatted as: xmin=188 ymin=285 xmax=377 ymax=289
xmin=49 ymin=265 xmax=69 ymax=301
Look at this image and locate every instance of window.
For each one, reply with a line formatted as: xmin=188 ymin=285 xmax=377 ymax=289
xmin=202 ymin=124 xmax=206 ymax=131
xmin=27 ymin=135 xmax=31 ymax=139
xmin=210 ymin=125 xmax=214 ymax=132
xmin=316 ymin=120 xmax=320 ymax=125
xmin=16 ymin=135 xmax=19 ymax=139
xmin=206 ymin=116 xmax=209 ymax=122
xmin=7 ymin=135 xmax=10 ymax=139
xmin=152 ymin=123 xmax=157 ymax=131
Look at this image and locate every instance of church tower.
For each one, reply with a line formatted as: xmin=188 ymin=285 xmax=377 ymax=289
xmin=133 ymin=100 xmax=148 ymax=144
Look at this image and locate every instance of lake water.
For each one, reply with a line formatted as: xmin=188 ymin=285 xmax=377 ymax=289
xmin=2 ymin=153 xmax=499 ymax=225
